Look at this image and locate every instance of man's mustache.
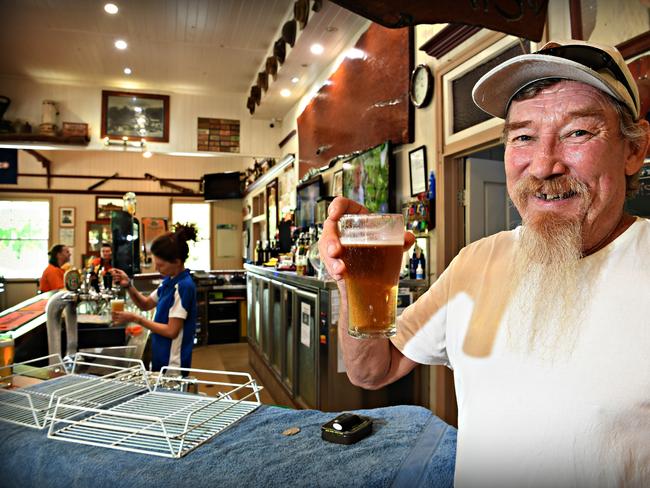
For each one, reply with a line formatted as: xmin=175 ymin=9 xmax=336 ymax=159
xmin=512 ymin=175 xmax=589 ymax=205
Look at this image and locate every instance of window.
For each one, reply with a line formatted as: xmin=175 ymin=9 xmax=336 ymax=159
xmin=170 ymin=202 xmax=211 ymax=271
xmin=0 ymin=200 xmax=50 ymax=278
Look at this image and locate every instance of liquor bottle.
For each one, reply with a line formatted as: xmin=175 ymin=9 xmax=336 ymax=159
xmin=415 ymin=262 xmax=424 ymax=280
xmin=409 ymin=247 xmax=419 ymax=279
xmin=295 ymin=235 xmax=306 ymax=276
xmin=255 ymin=240 xmax=263 ymax=265
xmin=264 ymin=240 xmax=271 ymax=263
xmin=418 ymin=249 xmax=426 ymax=280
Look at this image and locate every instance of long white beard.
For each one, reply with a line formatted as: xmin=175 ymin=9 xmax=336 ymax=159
xmin=506 ymin=176 xmax=592 ymax=357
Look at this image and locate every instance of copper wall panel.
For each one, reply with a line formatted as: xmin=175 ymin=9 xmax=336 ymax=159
xmin=297 ymin=24 xmax=412 ymax=174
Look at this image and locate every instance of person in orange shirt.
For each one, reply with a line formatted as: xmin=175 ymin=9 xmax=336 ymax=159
xmin=39 ymin=244 xmax=71 ymax=292
xmin=90 ymin=243 xmax=113 ymax=271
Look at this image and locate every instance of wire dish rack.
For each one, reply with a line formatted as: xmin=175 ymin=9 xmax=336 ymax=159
xmin=47 ymin=366 xmax=263 ymax=458
xmin=0 ymin=353 xmax=149 ymax=429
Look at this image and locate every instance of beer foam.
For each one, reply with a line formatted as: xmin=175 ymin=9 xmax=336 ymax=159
xmin=339 ymin=237 xmax=404 ymax=245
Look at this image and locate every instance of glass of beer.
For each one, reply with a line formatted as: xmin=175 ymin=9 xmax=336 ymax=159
xmin=111 ymin=299 xmax=125 ymax=313
xmin=339 ymin=214 xmax=404 ymax=338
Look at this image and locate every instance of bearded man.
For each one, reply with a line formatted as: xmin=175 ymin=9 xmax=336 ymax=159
xmin=319 ymin=40 xmax=650 ymax=487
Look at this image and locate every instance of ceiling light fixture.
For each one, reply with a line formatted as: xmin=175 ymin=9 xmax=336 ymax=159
xmin=143 ymin=150 xmax=153 ymax=159
xmin=280 ymin=89 xmax=291 ymax=98
xmin=114 ymin=39 xmax=128 ymax=50
xmin=123 ymin=67 xmax=132 ymax=75
xmin=291 ymin=77 xmax=299 ymax=84
xmin=310 ymin=43 xmax=324 ymax=55
xmin=104 ymin=3 xmax=118 ymax=14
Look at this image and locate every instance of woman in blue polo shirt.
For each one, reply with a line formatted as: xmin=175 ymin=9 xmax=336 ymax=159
xmin=111 ymin=225 xmax=197 ymax=371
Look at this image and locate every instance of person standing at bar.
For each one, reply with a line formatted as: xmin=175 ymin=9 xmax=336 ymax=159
xmin=39 ymin=244 xmax=71 ymax=292
xmin=111 ymin=225 xmax=198 ymax=372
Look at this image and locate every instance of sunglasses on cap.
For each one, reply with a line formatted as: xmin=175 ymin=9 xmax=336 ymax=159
xmin=536 ymin=44 xmax=636 ymax=109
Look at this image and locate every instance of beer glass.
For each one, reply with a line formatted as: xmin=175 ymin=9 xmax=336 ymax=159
xmin=111 ymin=299 xmax=125 ymax=313
xmin=339 ymin=214 xmax=404 ymax=338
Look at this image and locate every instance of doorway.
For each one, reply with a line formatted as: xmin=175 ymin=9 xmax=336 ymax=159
xmin=463 ymin=144 xmax=521 ymax=246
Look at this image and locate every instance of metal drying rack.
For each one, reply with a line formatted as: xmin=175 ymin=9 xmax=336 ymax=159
xmin=47 ymin=366 xmax=263 ymax=458
xmin=0 ymin=353 xmax=149 ymax=429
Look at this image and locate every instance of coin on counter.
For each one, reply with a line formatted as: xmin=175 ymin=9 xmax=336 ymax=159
xmin=282 ymin=427 xmax=301 ymax=436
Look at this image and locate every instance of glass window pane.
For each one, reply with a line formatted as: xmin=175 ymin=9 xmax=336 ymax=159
xmin=0 ymin=200 xmax=50 ymax=278
xmin=171 ymin=202 xmax=211 ymax=271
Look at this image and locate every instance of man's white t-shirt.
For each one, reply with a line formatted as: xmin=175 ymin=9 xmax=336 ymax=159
xmin=391 ymin=217 xmax=650 ymax=488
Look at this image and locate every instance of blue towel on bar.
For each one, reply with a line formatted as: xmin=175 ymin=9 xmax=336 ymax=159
xmin=0 ymin=404 xmax=456 ymax=488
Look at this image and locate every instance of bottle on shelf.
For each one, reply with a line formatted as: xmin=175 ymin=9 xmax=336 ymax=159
xmin=415 ymin=262 xmax=424 ymax=280
xmin=264 ymin=240 xmax=272 ymax=263
xmin=255 ymin=240 xmax=264 ymax=265
xmin=418 ymin=248 xmax=426 ymax=280
xmin=409 ymin=246 xmax=419 ymax=279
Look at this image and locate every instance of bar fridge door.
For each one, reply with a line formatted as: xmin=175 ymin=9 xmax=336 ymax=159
xmin=295 ymin=288 xmax=318 ymax=409
xmin=281 ymin=283 xmax=297 ymax=392
xmin=269 ymin=280 xmax=284 ymax=375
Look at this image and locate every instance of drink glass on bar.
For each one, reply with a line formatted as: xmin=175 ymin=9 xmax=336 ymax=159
xmin=339 ymin=214 xmax=404 ymax=338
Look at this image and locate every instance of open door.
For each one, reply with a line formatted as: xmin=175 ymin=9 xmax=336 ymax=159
xmin=466 ymin=157 xmax=520 ymax=244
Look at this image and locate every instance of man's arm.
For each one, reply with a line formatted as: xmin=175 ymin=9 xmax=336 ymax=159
xmin=320 ymin=197 xmax=417 ymax=389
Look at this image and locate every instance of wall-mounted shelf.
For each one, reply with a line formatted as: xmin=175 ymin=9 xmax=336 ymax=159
xmin=244 ymin=153 xmax=294 ymax=196
xmin=0 ymin=133 xmax=90 ymax=145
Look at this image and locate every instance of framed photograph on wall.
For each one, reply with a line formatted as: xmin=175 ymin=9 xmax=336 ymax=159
xmin=87 ymin=220 xmax=111 ymax=253
xmin=409 ymin=145 xmax=428 ymax=196
xmin=101 ymin=90 xmax=170 ymax=142
xmin=59 ymin=227 xmax=74 ymax=247
xmin=141 ymin=217 xmax=168 ymax=254
xmin=59 ymin=207 xmax=75 ymax=227
xmin=96 ymin=196 xmax=123 ymax=220
xmin=332 ymin=170 xmax=343 ymax=197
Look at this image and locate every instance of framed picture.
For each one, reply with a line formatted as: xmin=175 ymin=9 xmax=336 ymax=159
xmin=141 ymin=217 xmax=168 ymax=254
xmin=87 ymin=220 xmax=111 ymax=253
xmin=59 ymin=228 xmax=75 ymax=247
xmin=332 ymin=170 xmax=343 ymax=197
xmin=409 ymin=146 xmax=428 ymax=196
xmin=96 ymin=196 xmax=123 ymax=220
xmin=101 ymin=90 xmax=170 ymax=142
xmin=59 ymin=207 xmax=75 ymax=227
xmin=266 ymin=179 xmax=279 ymax=241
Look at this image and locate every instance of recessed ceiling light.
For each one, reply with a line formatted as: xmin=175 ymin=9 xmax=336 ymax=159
xmin=104 ymin=3 xmax=118 ymax=14
xmin=143 ymin=150 xmax=153 ymax=159
xmin=114 ymin=39 xmax=128 ymax=50
xmin=310 ymin=43 xmax=324 ymax=55
xmin=123 ymin=67 xmax=132 ymax=75
xmin=280 ymin=89 xmax=291 ymax=98
xmin=291 ymin=77 xmax=299 ymax=84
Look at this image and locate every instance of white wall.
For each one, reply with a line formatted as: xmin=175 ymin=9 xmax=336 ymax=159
xmin=0 ymin=76 xmax=282 ymax=158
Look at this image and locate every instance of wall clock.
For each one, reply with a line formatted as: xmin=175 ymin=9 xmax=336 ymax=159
xmin=409 ymin=64 xmax=434 ymax=108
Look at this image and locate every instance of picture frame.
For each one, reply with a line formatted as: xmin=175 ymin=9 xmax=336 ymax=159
xmin=101 ymin=90 xmax=170 ymax=142
xmin=96 ymin=196 xmax=123 ymax=220
xmin=409 ymin=145 xmax=428 ymax=196
xmin=141 ymin=217 xmax=168 ymax=255
xmin=87 ymin=220 xmax=111 ymax=253
xmin=332 ymin=170 xmax=343 ymax=197
xmin=59 ymin=227 xmax=75 ymax=247
xmin=59 ymin=207 xmax=75 ymax=227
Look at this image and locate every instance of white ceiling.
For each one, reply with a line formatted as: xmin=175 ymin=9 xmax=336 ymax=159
xmin=0 ymin=0 xmax=368 ymax=120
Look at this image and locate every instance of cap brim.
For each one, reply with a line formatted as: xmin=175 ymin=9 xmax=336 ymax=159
xmin=472 ymin=54 xmax=630 ymax=119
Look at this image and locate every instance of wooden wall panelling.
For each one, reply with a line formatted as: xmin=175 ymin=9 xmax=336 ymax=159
xmin=296 ymin=23 xmax=413 ymax=173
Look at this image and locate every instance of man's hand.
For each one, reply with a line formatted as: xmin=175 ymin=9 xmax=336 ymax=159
xmin=318 ymin=197 xmax=416 ymax=282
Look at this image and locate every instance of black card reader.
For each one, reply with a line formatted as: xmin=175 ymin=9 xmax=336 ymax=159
xmin=321 ymin=413 xmax=373 ymax=445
